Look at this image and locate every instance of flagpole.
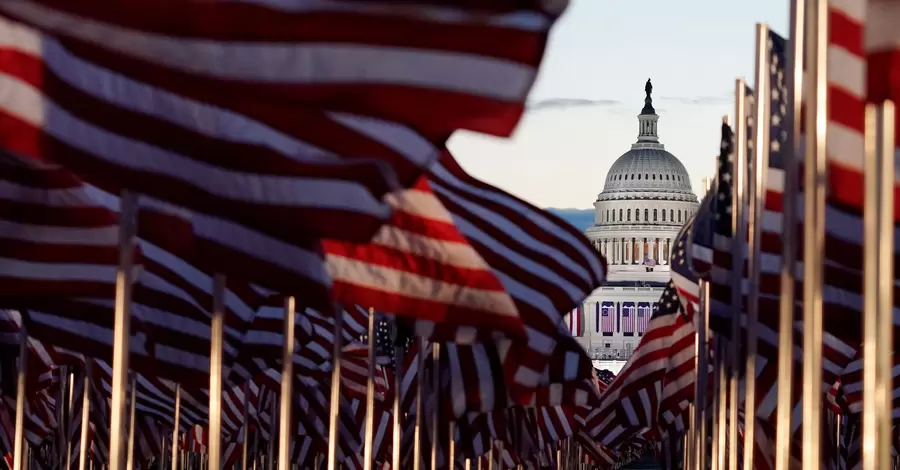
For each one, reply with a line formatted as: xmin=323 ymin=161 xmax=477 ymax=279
xmin=862 ymin=100 xmax=896 ymax=470
xmin=693 ymin=280 xmax=710 ymax=470
xmin=108 ymin=190 xmax=138 ymax=470
xmin=776 ymin=1 xmax=805 ymax=469
xmin=208 ymin=274 xmax=226 ymax=470
xmin=744 ymin=22 xmax=772 ymax=470
xmin=728 ymin=77 xmax=749 ymax=470
xmin=801 ymin=0 xmax=828 ymax=468
xmin=363 ymin=309 xmax=377 ymax=470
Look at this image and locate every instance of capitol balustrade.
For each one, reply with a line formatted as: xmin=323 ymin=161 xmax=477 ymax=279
xmin=588 ymin=347 xmax=635 ymax=361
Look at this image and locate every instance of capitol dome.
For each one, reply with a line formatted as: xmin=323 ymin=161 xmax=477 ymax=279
xmin=584 ymin=79 xmax=700 ymax=274
xmin=597 ymin=79 xmax=697 ymax=204
xmin=601 ymin=148 xmax=693 ymax=195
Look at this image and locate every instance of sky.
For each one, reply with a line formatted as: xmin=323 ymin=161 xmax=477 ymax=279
xmin=446 ymin=0 xmax=791 ymax=209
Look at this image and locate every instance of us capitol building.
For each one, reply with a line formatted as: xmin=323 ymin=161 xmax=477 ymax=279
xmin=578 ymin=80 xmax=699 ymax=372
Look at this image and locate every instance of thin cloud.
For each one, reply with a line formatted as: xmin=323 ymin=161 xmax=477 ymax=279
xmin=656 ymin=94 xmax=731 ymax=105
xmin=527 ymin=98 xmax=622 ymax=111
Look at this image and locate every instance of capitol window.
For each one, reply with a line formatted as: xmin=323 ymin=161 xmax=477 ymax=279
xmin=653 ymin=209 xmax=658 ymax=222
xmin=627 ymin=209 xmax=631 ymax=221
xmin=662 ymin=210 xmax=666 ymax=222
xmin=644 ymin=208 xmax=648 ymax=221
xmin=619 ymin=209 xmax=623 ymax=221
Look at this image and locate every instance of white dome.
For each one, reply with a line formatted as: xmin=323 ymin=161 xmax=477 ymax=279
xmin=596 ymin=79 xmax=697 ymax=204
xmin=600 ymin=147 xmax=695 ymax=198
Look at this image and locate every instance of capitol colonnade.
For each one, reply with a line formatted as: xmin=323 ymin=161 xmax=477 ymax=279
xmin=595 ymin=235 xmax=676 ymax=265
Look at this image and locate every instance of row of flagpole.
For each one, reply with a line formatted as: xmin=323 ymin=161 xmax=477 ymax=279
xmin=2 ymin=266 xmax=600 ymax=470
xmin=681 ymin=0 xmax=899 ymax=467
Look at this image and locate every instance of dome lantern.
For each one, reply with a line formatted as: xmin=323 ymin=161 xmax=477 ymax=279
xmin=637 ymin=78 xmax=660 ymax=144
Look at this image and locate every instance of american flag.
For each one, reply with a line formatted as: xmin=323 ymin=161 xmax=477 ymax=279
xmin=565 ymin=306 xmax=584 ymax=337
xmin=690 ymin=119 xmax=737 ymax=337
xmin=670 ymin=215 xmax=701 ymax=318
xmin=600 ymin=302 xmax=615 ymax=336
xmin=583 ymin=278 xmax=699 ymax=450
xmin=0 ymin=1 xmax=567 ymax=248
xmin=750 ymin=27 xmax=861 ymax=439
xmin=622 ymin=303 xmax=635 ymax=336
xmin=637 ymin=303 xmax=651 ymax=335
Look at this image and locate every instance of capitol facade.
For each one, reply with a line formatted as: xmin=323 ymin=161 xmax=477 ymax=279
xmin=578 ymin=80 xmax=699 ymax=371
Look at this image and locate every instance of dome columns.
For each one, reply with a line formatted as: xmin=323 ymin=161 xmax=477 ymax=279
xmin=591 ymin=234 xmax=674 ymax=266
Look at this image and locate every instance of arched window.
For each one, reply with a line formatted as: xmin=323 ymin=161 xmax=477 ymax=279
xmin=619 ymin=209 xmax=623 ymax=221
xmin=644 ymin=208 xmax=649 ymax=221
xmin=652 ymin=174 xmax=656 ymax=180
xmin=670 ymin=209 xmax=674 ymax=221
xmin=678 ymin=210 xmax=682 ymax=223
xmin=662 ymin=210 xmax=666 ymax=222
xmin=627 ymin=209 xmax=631 ymax=221
xmin=637 ymin=174 xmax=641 ymax=180
xmin=635 ymin=209 xmax=640 ymax=222
xmin=606 ymin=209 xmax=610 ymax=222
xmin=653 ymin=209 xmax=658 ymax=222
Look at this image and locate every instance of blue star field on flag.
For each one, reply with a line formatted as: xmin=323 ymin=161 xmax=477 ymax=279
xmin=655 ymin=280 xmax=683 ymax=320
xmin=767 ymin=30 xmax=789 ymax=172
xmin=358 ymin=313 xmax=414 ymax=369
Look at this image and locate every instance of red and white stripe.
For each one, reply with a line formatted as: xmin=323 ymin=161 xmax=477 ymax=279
xmin=0 ymin=156 xmax=136 ymax=304
xmin=413 ymin=151 xmax=607 ymax=404
xmin=324 ymin=176 xmax=520 ymax=338
xmin=565 ymin=306 xmax=584 ymax=338
xmin=621 ymin=303 xmax=635 ymax=336
xmin=637 ymin=303 xmax=651 ymax=335
xmin=600 ymin=303 xmax=615 ymax=335
xmin=0 ymin=0 xmax=565 ymax=137
xmin=0 ymin=11 xmax=438 ymax=245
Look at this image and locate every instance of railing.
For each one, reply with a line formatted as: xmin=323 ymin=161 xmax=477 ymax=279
xmin=589 ymin=348 xmax=634 ymax=360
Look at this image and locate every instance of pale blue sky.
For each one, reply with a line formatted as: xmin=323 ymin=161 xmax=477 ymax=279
xmin=447 ymin=0 xmax=790 ymax=209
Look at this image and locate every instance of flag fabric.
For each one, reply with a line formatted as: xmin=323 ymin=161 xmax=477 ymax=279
xmin=0 ymin=1 xmax=568 ymax=139
xmin=821 ymin=0 xmax=868 ymax=212
xmin=689 ymin=120 xmax=737 ymax=337
xmin=637 ymin=303 xmax=651 ymax=335
xmin=323 ymin=172 xmax=520 ymax=337
xmin=0 ymin=0 xmax=570 ymax=246
xmin=566 ymin=306 xmax=584 ymax=338
xmin=601 ymin=302 xmax=615 ymax=336
xmin=0 ymin=11 xmax=433 ymax=245
xmin=583 ymin=278 xmax=699 ymax=449
xmin=753 ymin=27 xmax=862 ymax=435
xmin=867 ymin=0 xmax=900 ymax=108
xmin=622 ymin=303 xmax=634 ymax=336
